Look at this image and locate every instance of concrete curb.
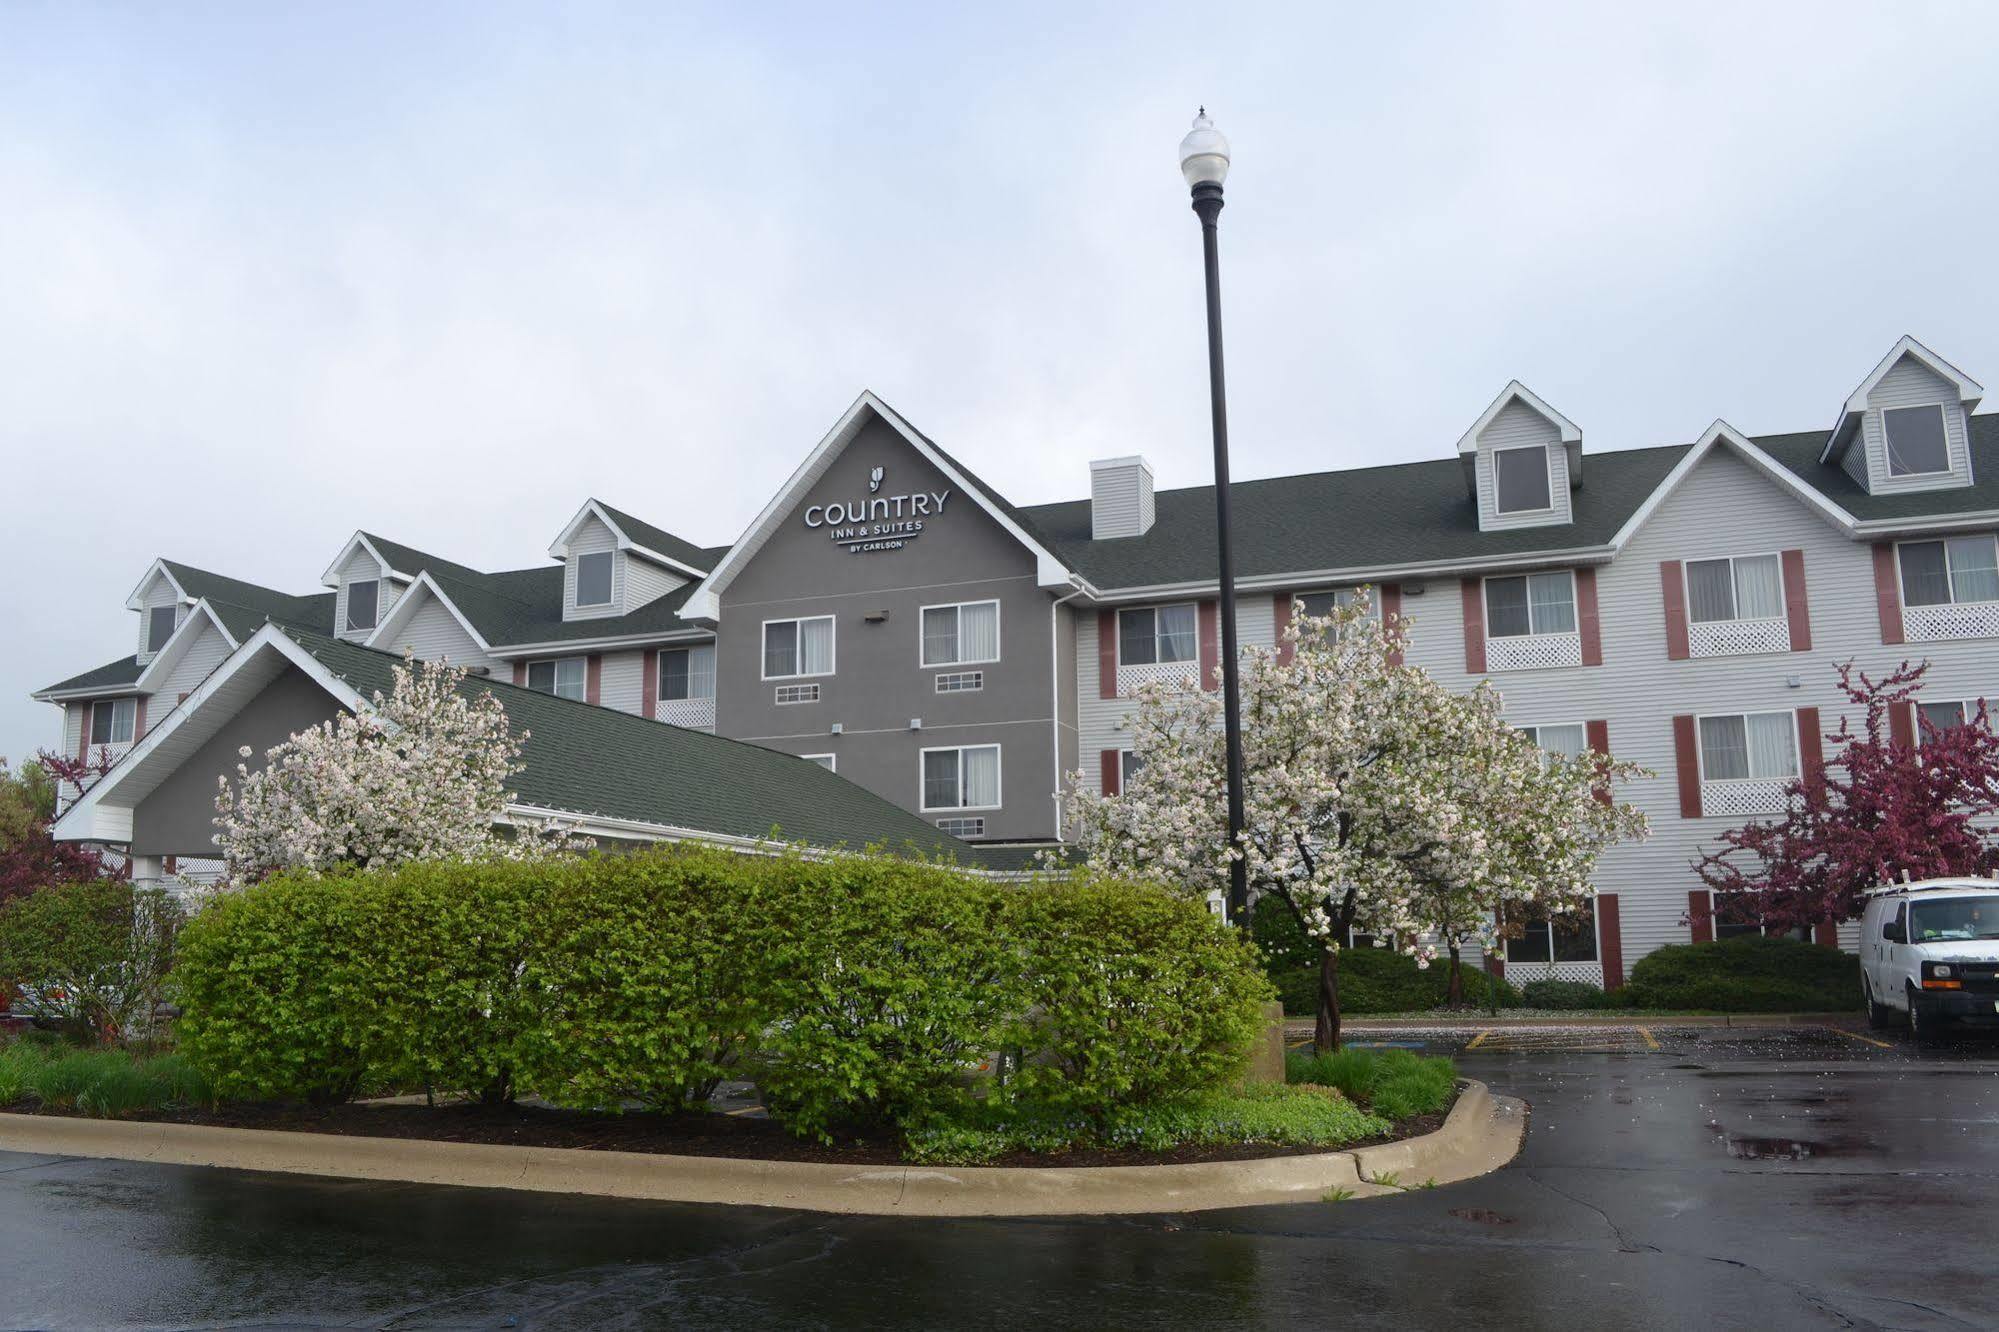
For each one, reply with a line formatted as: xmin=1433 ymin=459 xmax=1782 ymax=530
xmin=0 ymin=1080 xmax=1524 ymax=1217
xmin=1301 ymin=1013 xmax=1857 ymax=1031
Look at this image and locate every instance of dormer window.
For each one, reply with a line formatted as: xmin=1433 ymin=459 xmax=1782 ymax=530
xmin=576 ymin=551 xmax=614 ymax=607
xmin=1494 ymin=446 xmax=1552 ymax=514
xmin=1884 ymin=404 xmax=1950 ymax=477
xmin=345 ymin=579 xmax=379 ymax=633
xmin=146 ymin=605 xmax=179 ymax=653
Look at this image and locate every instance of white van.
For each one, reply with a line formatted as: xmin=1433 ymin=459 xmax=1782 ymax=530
xmin=1859 ymin=879 xmax=1999 ymax=1040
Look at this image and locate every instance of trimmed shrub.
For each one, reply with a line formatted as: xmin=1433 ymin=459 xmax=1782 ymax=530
xmin=1624 ymin=935 xmax=1860 ymax=1012
xmin=0 ymin=881 xmax=183 ymax=1043
xmin=1286 ymin=1046 xmax=1458 ymax=1120
xmin=1005 ymin=877 xmax=1272 ymax=1114
xmin=1268 ymin=948 xmax=1518 ymax=1015
xmin=1519 ymin=977 xmax=1626 ymax=1011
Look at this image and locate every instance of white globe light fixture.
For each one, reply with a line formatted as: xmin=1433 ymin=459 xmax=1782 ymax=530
xmin=1178 ymin=108 xmax=1231 ymax=189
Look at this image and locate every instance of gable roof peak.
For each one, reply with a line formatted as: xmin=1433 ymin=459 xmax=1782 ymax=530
xmin=1454 ymin=379 xmax=1582 ymax=455
xmin=1822 ymin=335 xmax=1985 ymax=463
xmin=549 ymin=499 xmax=713 ymax=577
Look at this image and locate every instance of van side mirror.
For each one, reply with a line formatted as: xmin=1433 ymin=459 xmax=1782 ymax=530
xmin=1883 ymin=921 xmax=1906 ymax=944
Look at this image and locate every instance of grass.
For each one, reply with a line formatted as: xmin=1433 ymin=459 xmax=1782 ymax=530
xmin=1286 ymin=1047 xmax=1458 ymax=1121
xmin=903 ymin=1084 xmax=1392 ymax=1165
xmin=0 ymin=1040 xmax=213 ymax=1118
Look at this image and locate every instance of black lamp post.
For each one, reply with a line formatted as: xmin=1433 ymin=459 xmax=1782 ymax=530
xmin=1178 ymin=109 xmax=1248 ymax=926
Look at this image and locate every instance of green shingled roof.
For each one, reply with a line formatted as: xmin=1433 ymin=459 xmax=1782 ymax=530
xmin=594 ymin=500 xmax=719 ymax=574
xmin=280 ymin=628 xmax=991 ymax=862
xmin=36 ymin=655 xmax=143 ymax=696
xmin=1759 ymin=415 xmax=1999 ymax=523
xmin=162 ymin=561 xmax=334 ymax=633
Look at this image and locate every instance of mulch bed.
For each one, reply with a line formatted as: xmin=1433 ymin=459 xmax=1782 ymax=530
xmin=1 ymin=1092 xmax=1455 ymax=1169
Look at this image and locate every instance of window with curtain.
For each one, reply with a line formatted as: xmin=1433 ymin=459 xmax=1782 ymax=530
xmin=1900 ymin=536 xmax=1999 ymax=607
xmin=1119 ymin=750 xmax=1144 ymax=784
xmin=1685 ymin=555 xmax=1782 ymax=623
xmin=528 ymin=658 xmax=586 ymax=701
xmin=1494 ymin=446 xmax=1552 ymax=514
xmin=922 ymin=745 xmax=1000 ymax=810
xmin=1119 ymin=604 xmax=1198 ymax=665
xmin=89 ymin=698 xmax=137 ymax=746
xmin=575 ymin=551 xmax=614 ymax=607
xmin=1699 ymin=711 xmax=1797 ymax=781
xmin=1485 ymin=571 xmax=1575 ymax=638
xmin=1523 ymin=723 xmax=1587 ymax=758
xmin=660 ymin=645 xmax=716 ymax=701
xmin=921 ymin=601 xmax=1000 ymax=666
xmin=1918 ymin=700 xmax=1967 ymax=739
xmin=147 ymin=604 xmax=179 ymax=652
xmin=763 ymin=617 xmax=835 ymax=678
xmin=1883 ymin=404 xmax=1950 ymax=476
xmin=344 ymin=579 xmax=380 ymax=633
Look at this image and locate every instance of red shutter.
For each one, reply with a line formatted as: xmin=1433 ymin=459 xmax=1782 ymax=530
xmin=1097 ymin=609 xmax=1118 ymax=700
xmin=1100 ymin=749 xmax=1122 ymax=796
xmin=512 ymin=662 xmax=527 ymax=687
xmin=1576 ymin=567 xmax=1603 ymax=667
xmin=1796 ymin=706 xmax=1824 ymax=795
xmin=1274 ymin=593 xmax=1295 ymax=666
xmin=134 ymin=698 xmax=147 ymax=739
xmin=1813 ymin=920 xmax=1838 ymax=949
xmin=76 ymin=702 xmax=91 ymax=758
xmin=1890 ymin=700 xmax=1916 ymax=750
xmin=641 ymin=651 xmax=658 ymax=721
xmin=1598 ymin=893 xmax=1625 ymax=991
xmin=585 ymin=654 xmax=602 ymax=706
xmin=1585 ymin=718 xmax=1611 ymax=804
xmin=1872 ymin=543 xmax=1904 ymax=645
xmin=177 ymin=692 xmax=189 ymax=705
xmin=1673 ymin=714 xmax=1703 ymax=818
xmin=1198 ymin=600 xmax=1220 ymax=691
xmin=1380 ymin=583 xmax=1404 ymax=667
xmin=1781 ymin=549 xmax=1812 ymax=652
xmin=1461 ymin=578 xmax=1486 ymax=674
xmin=1660 ymin=560 xmax=1690 ymax=661
xmin=1688 ymin=889 xmax=1714 ymax=944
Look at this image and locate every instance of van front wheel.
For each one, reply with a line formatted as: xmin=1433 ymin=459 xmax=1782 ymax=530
xmin=1907 ymin=985 xmax=1938 ymax=1046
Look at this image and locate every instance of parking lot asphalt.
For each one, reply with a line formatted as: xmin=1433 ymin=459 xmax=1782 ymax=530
xmin=1 ymin=1023 xmax=1994 ymax=1330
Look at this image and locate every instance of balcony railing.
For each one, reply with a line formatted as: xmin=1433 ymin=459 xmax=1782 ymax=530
xmin=1117 ymin=659 xmax=1204 ymax=696
xmin=1484 ymin=630 xmax=1582 ymax=672
xmin=1903 ymin=601 xmax=1999 ymax=643
xmin=1701 ymin=778 xmax=1789 ymax=818
xmin=1689 ymin=617 xmax=1789 ymax=657
xmin=657 ymin=697 xmax=716 ymax=730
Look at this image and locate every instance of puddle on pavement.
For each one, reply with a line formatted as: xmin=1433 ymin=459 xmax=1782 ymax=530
xmin=1448 ymin=1207 xmax=1514 ymax=1225
xmin=1706 ymin=1121 xmax=1876 ymax=1161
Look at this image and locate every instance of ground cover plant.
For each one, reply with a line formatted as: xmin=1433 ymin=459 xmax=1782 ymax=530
xmin=0 ymin=1040 xmax=211 ymax=1118
xmin=1285 ymin=1047 xmax=1458 ymax=1121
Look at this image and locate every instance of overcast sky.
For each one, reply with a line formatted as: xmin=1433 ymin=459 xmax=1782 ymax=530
xmin=6 ymin=1 xmax=1999 ymax=763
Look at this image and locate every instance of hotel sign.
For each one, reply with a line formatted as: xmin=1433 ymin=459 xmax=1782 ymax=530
xmin=802 ymin=466 xmax=952 ymax=555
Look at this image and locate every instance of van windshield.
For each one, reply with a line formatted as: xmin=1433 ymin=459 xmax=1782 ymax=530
xmin=1908 ymin=897 xmax=1999 ymax=942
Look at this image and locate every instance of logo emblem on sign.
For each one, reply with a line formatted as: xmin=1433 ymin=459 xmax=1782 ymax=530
xmin=869 ymin=466 xmax=884 ymax=493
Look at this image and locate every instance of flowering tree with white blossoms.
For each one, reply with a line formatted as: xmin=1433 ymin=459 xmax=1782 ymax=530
xmin=1062 ymin=593 xmax=1645 ymax=1051
xmin=214 ymin=654 xmax=561 ymax=883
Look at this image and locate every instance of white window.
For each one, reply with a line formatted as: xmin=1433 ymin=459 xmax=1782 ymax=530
xmin=575 ymin=551 xmax=614 ymax=607
xmin=921 ymin=600 xmax=1000 ymax=667
xmin=659 ymin=645 xmax=715 ymax=701
xmin=1521 ymin=723 xmax=1587 ymax=758
xmin=345 ymin=579 xmax=380 ymax=633
xmin=763 ymin=616 xmax=835 ymax=679
xmin=801 ymin=753 xmax=836 ymax=772
xmin=1507 ymin=915 xmax=1598 ymax=964
xmin=1918 ymin=700 xmax=1969 ymax=739
xmin=146 ymin=604 xmax=179 ymax=652
xmin=528 ymin=658 xmax=587 ymax=701
xmin=1899 ymin=536 xmax=1999 ymax=608
xmin=1883 ymin=403 xmax=1951 ymax=477
xmin=1119 ymin=750 xmax=1145 ymax=784
xmin=89 ymin=698 xmax=136 ymax=746
xmin=1684 ymin=555 xmax=1783 ymax=623
xmin=1484 ymin=571 xmax=1575 ymax=638
xmin=1493 ymin=445 xmax=1552 ymax=514
xmin=1297 ymin=588 xmax=1365 ymax=619
xmin=1698 ymin=711 xmax=1798 ymax=782
xmin=921 ymin=744 xmax=1001 ymax=811
xmin=935 ymin=671 xmax=984 ymax=693
xmin=775 ymin=683 xmax=820 ymax=705
xmin=1119 ymin=604 xmax=1198 ymax=665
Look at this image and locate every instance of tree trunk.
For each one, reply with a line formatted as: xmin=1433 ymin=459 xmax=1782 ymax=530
xmin=1446 ymin=943 xmax=1464 ymax=1007
xmin=1314 ymin=946 xmax=1342 ymax=1054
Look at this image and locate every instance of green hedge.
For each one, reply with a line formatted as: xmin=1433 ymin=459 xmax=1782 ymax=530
xmin=172 ymin=849 xmax=1273 ymax=1140
xmin=1519 ymin=977 xmax=1625 ymax=1011
xmin=1252 ymin=896 xmax=1517 ymax=1014
xmin=1623 ymin=935 xmax=1860 ymax=1012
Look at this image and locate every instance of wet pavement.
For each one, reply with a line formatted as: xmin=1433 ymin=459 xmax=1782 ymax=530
xmin=1 ymin=1025 xmax=1995 ymax=1330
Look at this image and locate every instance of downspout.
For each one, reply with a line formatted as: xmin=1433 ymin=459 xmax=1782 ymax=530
xmin=1049 ymin=578 xmax=1088 ymax=841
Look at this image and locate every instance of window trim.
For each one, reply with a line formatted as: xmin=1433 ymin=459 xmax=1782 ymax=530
xmin=800 ymin=753 xmax=837 ymax=772
xmin=1481 ymin=569 xmax=1577 ymax=639
xmin=1881 ymin=402 xmax=1953 ymax=478
xmin=344 ymin=578 xmax=381 ymax=634
xmin=1520 ymin=721 xmax=1589 ymax=757
xmin=1116 ymin=601 xmax=1201 ymax=668
xmin=1491 ymin=444 xmax=1555 ymax=516
xmin=573 ymin=550 xmax=615 ymax=608
xmin=918 ymin=599 xmax=1002 ymax=668
xmin=1118 ymin=749 xmax=1143 ymax=785
xmin=89 ymin=697 xmax=138 ymax=746
xmin=918 ymin=743 xmax=1003 ymax=813
xmin=1681 ymin=551 xmax=1786 ymax=625
xmin=1916 ymin=697 xmax=1988 ymax=745
xmin=1694 ymin=709 xmax=1801 ymax=784
xmin=145 ymin=603 xmax=180 ymax=653
xmin=1505 ymin=912 xmax=1601 ymax=965
xmin=1896 ymin=534 xmax=1999 ymax=608
xmin=761 ymin=615 xmax=837 ymax=681
xmin=658 ymin=644 xmax=716 ymax=702
xmin=527 ymin=656 xmax=588 ymax=701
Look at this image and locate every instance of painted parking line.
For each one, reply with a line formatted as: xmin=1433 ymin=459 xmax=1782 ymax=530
xmin=1637 ymin=1026 xmax=1660 ymax=1051
xmin=1465 ymin=1030 xmax=1491 ymax=1050
xmin=1822 ymin=1025 xmax=1895 ymax=1050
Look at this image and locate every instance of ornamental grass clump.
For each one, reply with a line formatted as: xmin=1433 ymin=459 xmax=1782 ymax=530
xmin=0 ymin=1043 xmax=212 ymax=1118
xmin=1286 ymin=1047 xmax=1458 ymax=1121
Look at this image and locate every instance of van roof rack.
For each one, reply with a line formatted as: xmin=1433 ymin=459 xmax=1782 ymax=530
xmin=1863 ymin=877 xmax=1999 ymax=897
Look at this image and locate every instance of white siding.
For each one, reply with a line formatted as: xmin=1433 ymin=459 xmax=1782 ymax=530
xmin=598 ymin=649 xmax=647 ymax=715
xmin=1855 ymin=354 xmax=1973 ymax=495
xmin=378 ymin=589 xmax=502 ymax=673
xmin=134 ymin=574 xmax=182 ymax=665
xmin=624 ymin=555 xmax=684 ymax=610
xmin=61 ymin=701 xmax=84 ymax=757
xmin=334 ymin=548 xmax=400 ymax=641
xmin=149 ymin=620 xmax=234 ymax=729
xmin=563 ymin=516 xmax=623 ymax=621
xmin=1474 ymin=400 xmax=1573 ymax=532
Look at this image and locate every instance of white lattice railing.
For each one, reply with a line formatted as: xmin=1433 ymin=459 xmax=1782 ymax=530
xmin=1702 ymin=778 xmax=1789 ymax=817
xmin=657 ymin=697 xmax=716 ymax=730
xmin=1118 ymin=660 xmax=1203 ymax=695
xmin=1519 ymin=961 xmax=1605 ymax=988
xmin=1690 ymin=618 xmax=1790 ymax=657
xmin=1485 ymin=631 xmax=1583 ymax=672
xmin=1903 ymin=602 xmax=1999 ymax=642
